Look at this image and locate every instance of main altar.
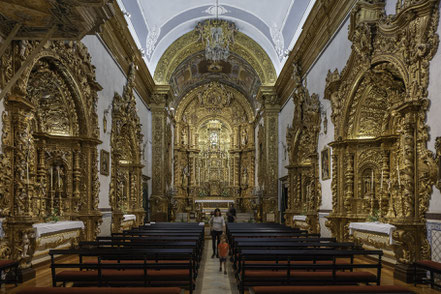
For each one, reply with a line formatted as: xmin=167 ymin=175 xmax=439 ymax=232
xmin=170 ymin=83 xmax=257 ymax=215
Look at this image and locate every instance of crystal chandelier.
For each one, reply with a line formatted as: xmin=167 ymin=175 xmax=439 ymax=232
xmin=196 ymin=0 xmax=237 ymax=62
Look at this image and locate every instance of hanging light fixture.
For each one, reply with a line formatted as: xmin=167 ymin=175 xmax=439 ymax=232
xmin=196 ymin=0 xmax=237 ymax=63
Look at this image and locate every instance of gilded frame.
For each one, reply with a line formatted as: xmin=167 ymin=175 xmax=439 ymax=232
xmin=321 ymin=147 xmax=331 ymax=180
xmin=100 ymin=149 xmax=110 ymax=176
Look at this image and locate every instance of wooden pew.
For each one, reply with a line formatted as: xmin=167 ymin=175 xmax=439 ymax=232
xmin=49 ymin=248 xmax=195 ymax=293
xmin=249 ymin=285 xmax=415 ymax=294
xmin=413 ymin=260 xmax=441 ymax=288
xmin=232 ymin=241 xmax=359 ymax=269
xmin=17 ymin=287 xmax=183 ymax=294
xmin=79 ymin=240 xmax=202 ymax=264
xmin=0 ymin=259 xmax=19 ymax=286
xmin=237 ymin=249 xmax=383 ymax=294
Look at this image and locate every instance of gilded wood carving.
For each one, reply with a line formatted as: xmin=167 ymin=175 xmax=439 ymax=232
xmin=110 ymin=63 xmax=144 ymax=233
xmin=173 ymin=81 xmax=256 ymax=212
xmin=285 ymin=63 xmax=322 ymax=233
xmin=0 ymin=40 xmax=102 ymax=269
xmin=324 ymin=0 xmax=439 ymax=265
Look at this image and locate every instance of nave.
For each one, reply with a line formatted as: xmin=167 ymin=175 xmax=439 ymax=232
xmin=2 ymin=1 xmax=441 ymax=293
xmin=2 ymin=222 xmax=440 ymax=294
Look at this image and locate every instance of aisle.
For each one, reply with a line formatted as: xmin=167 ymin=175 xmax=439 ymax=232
xmin=195 ymin=239 xmax=238 ymax=294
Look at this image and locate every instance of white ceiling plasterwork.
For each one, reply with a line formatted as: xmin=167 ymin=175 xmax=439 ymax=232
xmin=117 ymin=0 xmax=315 ymax=76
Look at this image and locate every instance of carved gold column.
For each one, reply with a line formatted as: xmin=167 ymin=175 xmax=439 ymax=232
xmin=257 ymin=86 xmax=279 ymax=221
xmin=77 ymin=140 xmax=102 ymax=240
xmin=4 ymin=95 xmax=37 ymax=279
xmin=150 ymin=85 xmax=172 ymax=221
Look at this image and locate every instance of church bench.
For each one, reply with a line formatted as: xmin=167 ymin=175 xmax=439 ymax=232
xmin=0 ymin=259 xmax=20 ymax=286
xmin=237 ymin=249 xmax=383 ymax=294
xmin=413 ymin=260 xmax=441 ymax=288
xmin=102 ymin=236 xmax=204 ymax=258
xmin=230 ymin=237 xmax=337 ymax=256
xmin=49 ymin=248 xmax=195 ymax=292
xmin=232 ymin=242 xmax=359 ymax=268
xmin=79 ymin=240 xmax=202 ymax=263
xmin=249 ymin=285 xmax=415 ymax=294
xmin=16 ymin=287 xmax=183 ymax=294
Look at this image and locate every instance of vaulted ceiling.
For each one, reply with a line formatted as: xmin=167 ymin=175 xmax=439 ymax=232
xmin=117 ymin=0 xmax=315 ymax=75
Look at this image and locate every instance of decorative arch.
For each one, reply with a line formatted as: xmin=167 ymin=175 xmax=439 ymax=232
xmin=109 ymin=64 xmax=144 ymax=233
xmin=324 ymin=0 xmax=439 ymax=267
xmin=173 ymin=81 xmax=256 ymax=214
xmin=0 ymin=40 xmax=102 ymax=269
xmin=168 ymin=50 xmax=262 ymax=109
xmin=153 ymin=31 xmax=276 ymax=86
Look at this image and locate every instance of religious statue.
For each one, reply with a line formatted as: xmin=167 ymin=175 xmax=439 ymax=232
xmin=242 ymin=167 xmax=248 ymax=187
xmin=241 ymin=128 xmax=248 ymax=147
xmin=21 ymin=232 xmax=31 ymax=259
xmin=182 ymin=165 xmax=189 ymax=187
xmin=181 ymin=128 xmax=188 ymax=145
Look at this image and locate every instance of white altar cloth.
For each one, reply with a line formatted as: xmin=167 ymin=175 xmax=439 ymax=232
xmin=293 ymin=215 xmax=307 ymax=221
xmin=349 ymin=222 xmax=396 ymax=244
xmin=33 ymin=221 xmax=85 ymax=238
xmin=123 ymin=214 xmax=136 ymax=221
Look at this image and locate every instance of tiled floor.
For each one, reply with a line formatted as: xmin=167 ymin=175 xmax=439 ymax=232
xmin=196 ymin=240 xmax=238 ymax=294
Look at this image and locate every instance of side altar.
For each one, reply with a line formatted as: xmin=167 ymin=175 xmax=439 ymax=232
xmin=32 ymin=221 xmax=84 ymax=265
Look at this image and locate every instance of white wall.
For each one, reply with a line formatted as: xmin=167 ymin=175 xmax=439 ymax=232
xmin=384 ymin=0 xmax=396 ymax=15
xmin=278 ymin=97 xmax=294 ymax=179
xmin=426 ymin=4 xmax=441 ymax=213
xmin=305 ymin=17 xmax=352 ymax=211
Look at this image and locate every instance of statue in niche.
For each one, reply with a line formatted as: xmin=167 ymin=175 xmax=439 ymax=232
xmin=182 ymin=165 xmax=189 ymax=187
xmin=181 ymin=128 xmax=188 ymax=145
xmin=241 ymin=128 xmax=248 ymax=147
xmin=54 ymin=166 xmax=64 ymax=193
xmin=242 ymin=167 xmax=248 ymax=187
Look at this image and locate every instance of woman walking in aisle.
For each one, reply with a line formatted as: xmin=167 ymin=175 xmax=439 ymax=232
xmin=210 ymin=208 xmax=225 ymax=258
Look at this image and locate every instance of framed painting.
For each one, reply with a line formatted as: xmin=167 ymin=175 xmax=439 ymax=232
xmin=321 ymin=147 xmax=331 ymax=180
xmin=100 ymin=149 xmax=109 ymax=176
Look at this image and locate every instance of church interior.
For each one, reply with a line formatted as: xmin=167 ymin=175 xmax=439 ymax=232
xmin=1 ymin=0 xmax=441 ymax=293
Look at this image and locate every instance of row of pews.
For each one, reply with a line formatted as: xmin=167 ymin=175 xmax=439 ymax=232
xmin=227 ymin=223 xmax=415 ymax=294
xmin=17 ymin=222 xmax=204 ymax=294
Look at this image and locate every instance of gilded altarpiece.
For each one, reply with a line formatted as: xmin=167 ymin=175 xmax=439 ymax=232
xmin=110 ymin=64 xmax=144 ymax=233
xmin=285 ymin=65 xmax=322 ymax=233
xmin=0 ymin=40 xmax=102 ymax=270
xmin=174 ymin=82 xmax=255 ymax=212
xmin=324 ymin=0 xmax=439 ymax=278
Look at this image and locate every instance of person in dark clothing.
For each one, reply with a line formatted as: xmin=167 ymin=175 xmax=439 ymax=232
xmin=227 ymin=203 xmax=236 ymax=223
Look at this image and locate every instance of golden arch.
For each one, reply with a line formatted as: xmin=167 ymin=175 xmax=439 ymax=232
xmin=175 ymin=82 xmax=255 ymax=123
xmin=154 ymin=31 xmax=277 ymax=86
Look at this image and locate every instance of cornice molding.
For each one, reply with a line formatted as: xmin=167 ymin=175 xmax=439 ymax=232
xmin=98 ymin=1 xmax=155 ymax=106
xmin=276 ymin=0 xmax=357 ymax=107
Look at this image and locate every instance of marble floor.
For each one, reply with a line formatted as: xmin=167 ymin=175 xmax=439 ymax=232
xmin=195 ymin=240 xmax=239 ymax=294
